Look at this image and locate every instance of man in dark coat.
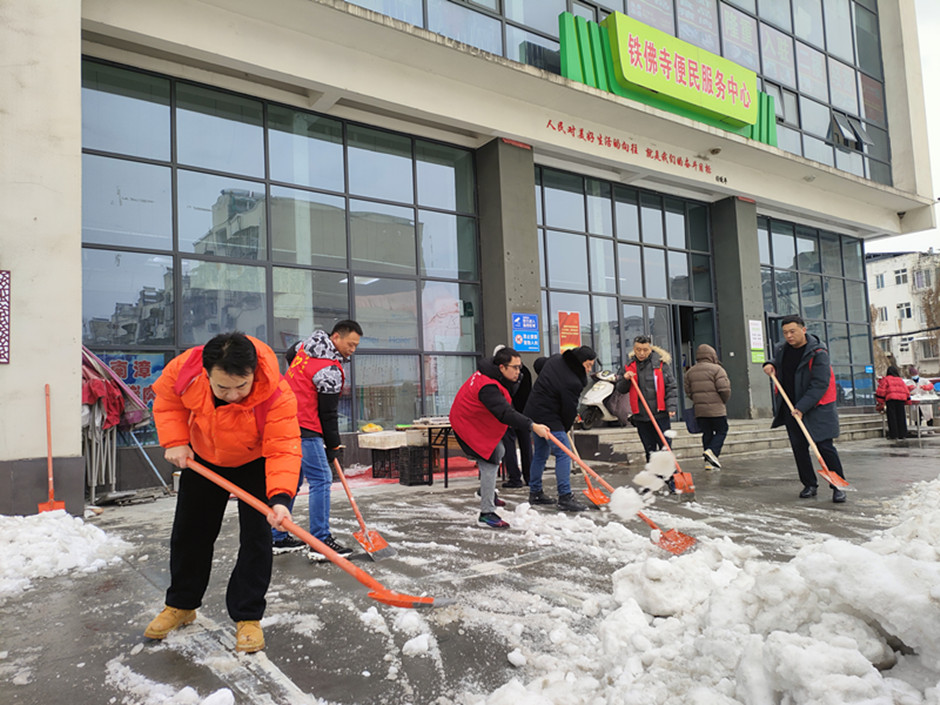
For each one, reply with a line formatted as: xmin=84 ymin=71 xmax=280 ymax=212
xmin=762 ymin=314 xmax=847 ymax=503
xmin=450 ymin=347 xmax=551 ymax=528
xmin=523 ymin=345 xmax=596 ymax=512
xmin=616 ymin=336 xmax=678 ymax=462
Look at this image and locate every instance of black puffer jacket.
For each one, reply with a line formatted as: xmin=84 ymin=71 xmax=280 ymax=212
xmin=523 ymin=349 xmax=590 ymax=432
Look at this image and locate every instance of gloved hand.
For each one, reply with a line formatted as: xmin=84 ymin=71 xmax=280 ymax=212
xmin=325 ymin=446 xmax=340 ymax=464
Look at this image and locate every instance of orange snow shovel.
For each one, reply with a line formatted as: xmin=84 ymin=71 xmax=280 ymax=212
xmin=630 ymin=386 xmax=695 ymax=495
xmin=38 ymin=384 xmax=66 ymax=513
xmin=186 ymin=458 xmax=448 ymax=609
xmin=768 ymin=372 xmax=849 ymax=488
xmin=333 ymin=458 xmax=396 ymax=560
xmin=546 ymin=434 xmax=695 ymax=555
xmin=566 ymin=432 xmax=609 ymax=507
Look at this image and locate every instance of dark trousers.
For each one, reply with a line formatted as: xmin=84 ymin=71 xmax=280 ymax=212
xmin=784 ymin=420 xmax=846 ymax=490
xmin=698 ymin=416 xmax=729 ymax=457
xmin=501 ymin=427 xmax=533 ymax=483
xmin=166 ymin=454 xmax=272 ymax=621
xmin=634 ymin=415 xmax=671 ymax=462
xmin=885 ymin=400 xmax=908 ymax=439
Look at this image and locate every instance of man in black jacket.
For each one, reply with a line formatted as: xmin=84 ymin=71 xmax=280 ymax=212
xmin=492 ymin=345 xmax=533 ymax=489
xmin=523 ymin=346 xmax=596 ymax=512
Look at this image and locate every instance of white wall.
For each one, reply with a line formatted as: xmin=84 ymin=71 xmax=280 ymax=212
xmin=0 ymin=0 xmax=83 ymax=461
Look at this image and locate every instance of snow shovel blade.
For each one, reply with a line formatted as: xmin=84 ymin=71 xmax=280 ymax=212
xmin=817 ymin=468 xmax=849 ymax=488
xmin=582 ymin=486 xmax=610 ymax=506
xmin=657 ymin=529 xmax=696 ymax=555
xmin=368 ymin=590 xmax=450 ymax=609
xmin=672 ymin=470 xmax=695 ymax=494
xmin=37 ymin=499 xmax=65 ymax=512
xmin=354 ymin=529 xmax=398 ymax=560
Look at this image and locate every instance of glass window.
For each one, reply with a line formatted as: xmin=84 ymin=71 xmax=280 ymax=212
xmin=859 ymin=74 xmax=886 ymax=125
xmin=573 ymin=3 xmax=595 ymax=21
xmin=827 ymin=322 xmax=849 ymax=362
xmin=417 ymin=211 xmax=478 ymax=279
xmin=677 ymin=0 xmax=720 ymax=55
xmin=82 ymin=249 xmax=174 ymax=346
xmin=795 ymin=43 xmax=828 ymax=101
xmin=82 ymin=154 xmax=172 ymax=250
xmin=771 ymin=221 xmax=796 ymax=269
xmin=421 ymin=281 xmax=481 ymax=352
xmin=614 ymin=186 xmax=640 ymax=241
xmin=758 ymin=219 xmax=771 ymax=265
xmin=348 ymin=125 xmax=414 ymax=204
xmin=543 ymin=170 xmax=585 ymax=231
xmin=795 ymin=227 xmax=820 ymax=271
xmin=854 ymin=6 xmax=881 ymax=79
xmin=618 ymin=243 xmax=643 ymax=297
xmin=547 ymin=230 xmax=589 ymax=290
xmin=82 ymin=62 xmax=170 ymax=160
xmin=777 ymin=125 xmax=802 ymax=155
xmin=799 ymin=96 xmax=830 ymax=138
xmin=668 ymin=251 xmax=690 ymax=300
xmin=416 ymin=141 xmax=475 ymax=213
xmin=644 ymin=248 xmax=668 ymax=299
xmin=664 ymin=198 xmax=686 ymax=249
xmin=271 ymin=186 xmax=346 ymax=268
xmin=775 ymin=269 xmax=799 ymax=315
xmin=592 ymin=296 xmax=621 ymax=369
xmin=177 ymin=170 xmax=266 ymax=259
xmin=720 ymin=4 xmax=760 ymax=71
xmin=835 ymin=148 xmax=864 ymax=177
xmin=849 ymin=324 xmax=872 ymax=365
xmin=688 ymin=204 xmax=708 ymax=251
xmin=828 ymin=58 xmax=858 ymax=114
xmin=268 ymin=107 xmax=344 ymax=192
xmin=590 ymin=237 xmax=617 ymax=293
xmin=628 ymin=0 xmax=676 ymax=35
xmin=180 ymin=259 xmax=266 ymax=344
xmin=725 ymin=0 xmax=755 ymax=12
xmin=345 ymin=0 xmax=423 ymax=26
xmin=354 ymin=276 xmax=419 ymax=349
xmin=548 ymin=292 xmax=591 ymax=353
xmin=793 ymin=0 xmax=824 ymax=47
xmin=640 ymin=193 xmax=664 ymax=245
xmin=760 ymin=23 xmax=796 ymax=87
xmin=538 ymin=229 xmax=546 ymax=287
xmin=761 ymin=267 xmax=775 ymax=313
xmin=843 ymin=238 xmax=863 ymax=279
xmin=865 ymin=124 xmax=889 ymax=162
xmin=758 ymin=0 xmax=791 ymax=31
xmin=800 ymin=273 xmax=823 ymax=318
xmin=176 ymin=84 xmax=264 ymax=177
xmin=356 ymin=354 xmax=421 ymax=428
xmin=621 ymin=302 xmax=645 ymax=347
xmin=586 ymin=180 xmax=613 ymax=236
xmin=273 ymin=268 xmax=349 ymax=345
xmin=504 ymin=0 xmax=567 ymax=37
xmin=505 ymin=25 xmax=562 ymax=74
xmin=691 ymin=253 xmax=712 ymax=302
xmin=803 ymin=135 xmax=834 ymax=166
xmin=823 ymin=276 xmax=846 ymax=320
xmin=349 ymin=199 xmax=416 ymax=275
xmin=845 ymin=280 xmax=866 ymax=322
xmin=424 ymin=355 xmax=476 ymax=417
xmin=429 ymin=0 xmax=503 ymax=53
xmin=868 ymin=159 xmax=891 ymax=186
xmin=535 ymin=168 xmax=543 ymax=225
xmin=819 ymin=232 xmax=842 ymax=275
xmin=852 ymin=368 xmax=874 ymax=406
xmin=823 ymin=0 xmax=853 ymax=62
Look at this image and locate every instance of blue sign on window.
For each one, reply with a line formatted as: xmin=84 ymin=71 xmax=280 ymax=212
xmin=511 ymin=313 xmax=540 ymax=352
xmin=865 ymin=365 xmax=873 ymax=374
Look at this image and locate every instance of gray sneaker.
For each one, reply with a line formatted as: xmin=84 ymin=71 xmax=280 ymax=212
xmin=703 ymin=449 xmax=722 ymax=469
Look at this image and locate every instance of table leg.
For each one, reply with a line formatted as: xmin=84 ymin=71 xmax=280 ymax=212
xmin=427 ymin=427 xmax=434 ymax=486
xmin=443 ymin=428 xmax=449 ymax=489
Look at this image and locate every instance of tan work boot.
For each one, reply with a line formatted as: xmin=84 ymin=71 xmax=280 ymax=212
xmin=144 ymin=605 xmax=196 ymax=639
xmin=235 ymin=620 xmax=265 ymax=653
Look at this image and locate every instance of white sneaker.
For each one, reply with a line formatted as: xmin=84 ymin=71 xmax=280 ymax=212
xmin=703 ymin=449 xmax=721 ymax=469
xmin=704 ymin=463 xmax=714 ymax=471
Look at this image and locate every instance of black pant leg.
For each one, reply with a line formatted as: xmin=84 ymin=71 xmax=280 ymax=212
xmin=165 ymin=455 xmax=230 ymax=610
xmin=784 ymin=419 xmax=817 ymax=488
xmin=501 ymin=428 xmax=522 ymax=483
xmin=708 ymin=417 xmax=729 ymax=455
xmin=635 ymin=421 xmax=661 ymax=462
xmin=224 ymin=457 xmax=272 ymax=621
xmin=815 ymin=438 xmax=846 ymax=488
xmin=516 ymin=427 xmax=533 ymax=484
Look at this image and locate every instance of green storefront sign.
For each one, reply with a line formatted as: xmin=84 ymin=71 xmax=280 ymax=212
xmin=559 ymin=11 xmax=777 ymax=146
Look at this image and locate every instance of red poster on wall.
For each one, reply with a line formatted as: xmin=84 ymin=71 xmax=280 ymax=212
xmin=558 ymin=311 xmax=581 ymax=352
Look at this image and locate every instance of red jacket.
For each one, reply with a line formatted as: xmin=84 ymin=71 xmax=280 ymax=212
xmin=876 ymin=375 xmax=911 ymax=403
xmin=450 ymin=370 xmax=514 ymax=460
xmin=152 ymin=336 xmax=301 ymax=499
xmin=284 ymin=346 xmax=344 ymax=434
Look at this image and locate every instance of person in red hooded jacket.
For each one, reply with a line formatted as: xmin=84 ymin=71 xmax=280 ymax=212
xmin=144 ymin=332 xmax=301 ymax=654
xmin=876 ymin=365 xmax=910 ymax=440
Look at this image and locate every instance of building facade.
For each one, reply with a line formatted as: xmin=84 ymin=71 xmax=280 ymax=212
xmin=1 ymin=0 xmax=934 ymax=514
xmin=867 ymin=251 xmax=940 ymax=377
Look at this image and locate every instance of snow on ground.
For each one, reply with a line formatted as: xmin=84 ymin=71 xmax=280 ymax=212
xmin=5 ymin=465 xmax=940 ymax=704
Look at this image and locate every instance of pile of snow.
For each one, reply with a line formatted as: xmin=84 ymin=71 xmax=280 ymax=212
xmin=0 ymin=509 xmax=129 ymax=600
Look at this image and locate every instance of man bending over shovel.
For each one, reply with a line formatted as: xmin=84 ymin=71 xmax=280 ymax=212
xmin=450 ymin=347 xmax=552 ymax=529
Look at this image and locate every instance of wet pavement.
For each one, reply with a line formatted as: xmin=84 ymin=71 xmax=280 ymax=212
xmin=2 ymin=433 xmax=939 ymax=705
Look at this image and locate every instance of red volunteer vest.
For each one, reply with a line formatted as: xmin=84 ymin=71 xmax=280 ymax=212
xmin=624 ymin=359 xmax=666 ymax=414
xmin=284 ymin=346 xmax=344 ymax=433
xmin=449 ymin=371 xmax=513 ymax=460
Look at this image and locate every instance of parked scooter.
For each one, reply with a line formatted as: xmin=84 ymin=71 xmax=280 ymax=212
xmin=578 ymin=370 xmax=620 ymax=430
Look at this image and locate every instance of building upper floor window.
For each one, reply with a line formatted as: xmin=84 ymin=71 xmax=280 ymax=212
xmin=897 ymin=301 xmax=912 ymax=319
xmin=877 ymin=305 xmax=887 ymax=322
xmin=874 ymin=273 xmax=884 ymax=289
xmin=913 ymin=269 xmax=932 ymax=290
xmin=895 ymin=269 xmax=908 ymax=285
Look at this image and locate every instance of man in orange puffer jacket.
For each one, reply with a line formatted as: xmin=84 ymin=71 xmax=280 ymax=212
xmin=144 ymin=332 xmax=301 ymax=653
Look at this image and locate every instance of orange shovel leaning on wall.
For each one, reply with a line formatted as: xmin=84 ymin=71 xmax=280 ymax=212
xmin=38 ymin=384 xmax=66 ymax=512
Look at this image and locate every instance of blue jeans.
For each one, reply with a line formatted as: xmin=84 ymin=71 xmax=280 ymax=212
xmin=529 ymin=431 xmax=571 ymax=497
xmin=272 ymin=436 xmax=332 ymax=542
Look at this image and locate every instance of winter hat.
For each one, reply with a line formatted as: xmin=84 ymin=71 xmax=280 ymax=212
xmin=573 ymin=345 xmax=597 ymax=364
xmin=909 ymin=366 xmax=919 ymax=378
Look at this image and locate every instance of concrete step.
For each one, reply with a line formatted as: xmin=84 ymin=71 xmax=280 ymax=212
xmin=572 ymin=413 xmax=887 ymax=466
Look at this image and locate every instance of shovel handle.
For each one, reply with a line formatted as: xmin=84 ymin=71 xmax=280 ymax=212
xmin=767 ymin=372 xmax=828 ymax=471
xmin=45 ymin=384 xmax=54 ymax=501
xmin=333 ymin=458 xmax=371 ymax=538
xmin=630 ymin=382 xmax=683 ymax=475
xmin=546 ymin=432 xmax=615 ymax=493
